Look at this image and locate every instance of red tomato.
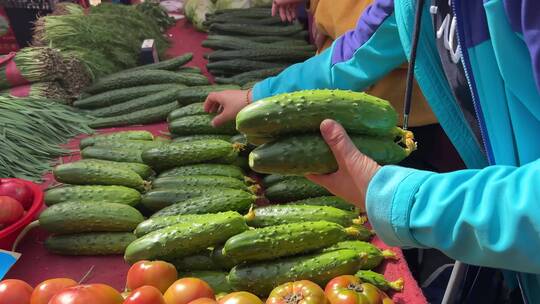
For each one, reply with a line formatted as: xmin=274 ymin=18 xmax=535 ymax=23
xmin=267 ymin=280 xmax=328 ymax=304
xmin=127 ymin=260 xmax=177 ymax=293
xmin=0 ymin=196 xmax=24 ymax=225
xmin=163 ymin=278 xmax=214 ymax=304
xmin=48 ymin=284 xmax=123 ymax=304
xmin=30 ymin=278 xmax=77 ymax=304
xmin=0 ymin=279 xmax=33 ymax=304
xmin=218 ymin=292 xmax=263 ymax=304
xmin=324 ymin=275 xmax=393 ymax=304
xmin=187 ymin=298 xmax=217 ymax=304
xmin=123 ymin=286 xmax=165 ymax=304
xmin=0 ymin=181 xmax=34 ymax=210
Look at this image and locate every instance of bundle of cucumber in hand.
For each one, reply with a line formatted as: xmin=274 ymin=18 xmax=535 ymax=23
xmin=236 ymin=89 xmax=417 ymax=175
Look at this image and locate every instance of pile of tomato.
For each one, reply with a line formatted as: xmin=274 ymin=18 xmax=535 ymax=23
xmin=0 ymin=260 xmax=393 ymax=304
xmin=0 ymin=179 xmax=35 ymax=229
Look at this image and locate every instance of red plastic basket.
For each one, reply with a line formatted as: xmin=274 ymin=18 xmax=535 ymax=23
xmin=0 ymin=178 xmax=44 ymax=251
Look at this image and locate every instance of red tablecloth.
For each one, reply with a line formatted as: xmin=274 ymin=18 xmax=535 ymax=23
xmin=6 ymin=20 xmax=427 ymax=304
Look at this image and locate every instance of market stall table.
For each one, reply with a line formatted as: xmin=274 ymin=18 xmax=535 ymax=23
xmin=5 ymin=19 xmax=427 ymax=304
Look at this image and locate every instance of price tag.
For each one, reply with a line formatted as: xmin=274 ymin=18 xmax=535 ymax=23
xmin=0 ymin=250 xmax=20 ymax=280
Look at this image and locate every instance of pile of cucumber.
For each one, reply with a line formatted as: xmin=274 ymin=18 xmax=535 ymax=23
xmin=236 ymin=89 xmax=418 ymax=175
xmin=202 ymin=8 xmax=316 ymax=86
xmin=72 ymin=53 xmax=214 ymax=129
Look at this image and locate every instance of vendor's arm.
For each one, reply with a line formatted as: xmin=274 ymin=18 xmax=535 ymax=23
xmin=310 ymin=120 xmax=540 ymax=274
xmin=253 ymin=0 xmax=405 ymax=100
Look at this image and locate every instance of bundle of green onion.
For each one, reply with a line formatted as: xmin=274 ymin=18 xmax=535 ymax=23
xmin=0 ymin=47 xmax=63 ymax=90
xmin=51 ymin=2 xmax=85 ymax=16
xmin=33 ymin=3 xmax=170 ymax=78
xmin=0 ymin=82 xmax=70 ymax=102
xmin=0 ymin=97 xmax=93 ymax=180
xmin=135 ymin=1 xmax=176 ymax=31
xmin=59 ymin=55 xmax=93 ymax=100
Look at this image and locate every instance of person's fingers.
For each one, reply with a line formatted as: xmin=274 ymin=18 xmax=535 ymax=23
xmin=319 ymin=119 xmax=363 ymax=169
xmin=279 ymin=6 xmax=288 ymax=22
xmin=272 ymin=3 xmax=277 ymax=16
xmin=285 ymin=5 xmax=293 ymax=22
xmin=211 ymin=109 xmax=233 ymax=127
xmin=203 ymin=93 xmax=220 ymax=112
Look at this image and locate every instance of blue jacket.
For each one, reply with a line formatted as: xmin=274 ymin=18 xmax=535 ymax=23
xmin=252 ymin=0 xmax=540 ymax=301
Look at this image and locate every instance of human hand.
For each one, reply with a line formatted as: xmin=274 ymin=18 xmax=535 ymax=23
xmin=204 ymin=90 xmax=252 ymax=127
xmin=306 ymin=120 xmax=381 ymax=211
xmin=272 ymin=0 xmax=304 ymax=22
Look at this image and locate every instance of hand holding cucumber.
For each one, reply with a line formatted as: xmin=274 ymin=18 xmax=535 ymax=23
xmin=204 ymin=90 xmax=252 ymax=127
xmin=272 ymin=0 xmax=303 ymax=22
xmin=306 ymin=119 xmax=381 ymax=211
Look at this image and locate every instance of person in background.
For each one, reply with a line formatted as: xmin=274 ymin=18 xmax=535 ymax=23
xmin=206 ymin=0 xmax=540 ymax=302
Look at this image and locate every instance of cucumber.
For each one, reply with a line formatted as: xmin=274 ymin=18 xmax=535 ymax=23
xmin=210 ymin=244 xmax=238 ymax=270
xmin=93 ymin=139 xmax=167 ymax=151
xmin=287 ymin=196 xmax=356 ymax=211
xmin=45 ymin=232 xmax=137 ymax=255
xmin=126 ymin=53 xmax=193 ymax=72
xmin=264 ymin=177 xmax=331 ymax=202
xmin=250 ymin=134 xmax=415 ymax=175
xmin=261 ymin=174 xmax=293 ymax=187
xmin=168 ymin=102 xmax=205 ymax=121
xmin=158 ymin=164 xmax=245 ymax=180
xmin=228 ymin=249 xmax=364 ymax=297
xmin=202 ymin=39 xmax=315 ymax=52
xmin=323 ymin=241 xmax=397 ymax=270
xmin=236 ymin=89 xmax=398 ymax=138
xmin=213 ymin=7 xmax=271 ymax=17
xmin=135 ymin=211 xmax=242 ymax=237
xmin=355 ymin=270 xmax=404 ymax=292
xmin=214 ymin=67 xmax=285 ymax=86
xmin=242 ymin=81 xmax=258 ymax=90
xmin=231 ymin=156 xmax=249 ymax=171
xmin=209 ymin=22 xmax=303 ymax=36
xmin=141 ymin=140 xmax=234 ymax=171
xmin=84 ymin=70 xmax=209 ymax=94
xmin=168 ymin=115 xmax=237 ymax=136
xmin=80 ymin=131 xmax=154 ymax=148
xmin=89 ymin=88 xmax=181 ymax=117
xmin=210 ymin=149 xmax=239 ymax=165
xmin=179 ymin=271 xmax=234 ymax=293
xmin=45 ymin=185 xmax=141 ymax=207
xmin=152 ymin=175 xmax=255 ymax=192
xmin=245 ymin=134 xmax=275 ymax=146
xmin=77 ymin=159 xmax=154 ymax=179
xmin=246 ymin=204 xmax=360 ymax=228
xmin=230 ymin=134 xmax=254 ymax=157
xmin=206 ymin=15 xmax=282 ymax=25
xmin=172 ymin=134 xmax=232 ymax=143
xmin=39 ymin=202 xmax=144 ymax=234
xmin=172 ymin=250 xmax=219 ymax=271
xmin=151 ymin=189 xmax=256 ymax=217
xmin=53 ymin=161 xmax=148 ymax=191
xmin=223 ymin=221 xmax=360 ymax=263
xmin=207 ymin=59 xmax=286 ymax=73
xmin=81 ymin=146 xmax=143 ymax=163
xmin=178 ymin=66 xmax=202 ymax=74
xmin=141 ymin=186 xmax=240 ymax=211
xmin=213 ymin=34 xmax=306 ymax=43
xmin=124 ymin=211 xmax=249 ymax=263
xmin=207 ymin=48 xmax=313 ymax=63
xmin=176 ymin=85 xmax=240 ymax=104
xmin=74 ymin=84 xmax=180 ymax=109
xmin=89 ymin=101 xmax=179 ymax=129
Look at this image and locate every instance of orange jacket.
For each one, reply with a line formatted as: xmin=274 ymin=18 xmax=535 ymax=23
xmin=308 ymin=0 xmax=437 ymax=126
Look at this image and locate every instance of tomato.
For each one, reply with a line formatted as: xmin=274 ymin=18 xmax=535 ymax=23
xmin=0 ymin=279 xmax=33 ymax=304
xmin=0 ymin=180 xmax=34 ymax=210
xmin=267 ymin=280 xmax=328 ymax=304
xmin=123 ymin=286 xmax=166 ymax=304
xmin=187 ymin=298 xmax=218 ymax=304
xmin=48 ymin=284 xmax=123 ymax=304
xmin=324 ymin=275 xmax=393 ymax=304
xmin=163 ymin=278 xmax=214 ymax=304
xmin=0 ymin=196 xmax=24 ymax=225
xmin=127 ymin=260 xmax=177 ymax=293
xmin=30 ymin=278 xmax=77 ymax=304
xmin=218 ymin=292 xmax=263 ymax=304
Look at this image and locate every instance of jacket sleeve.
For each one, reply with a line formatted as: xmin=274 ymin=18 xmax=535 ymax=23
xmin=252 ymin=0 xmax=405 ymax=101
xmin=366 ymin=159 xmax=540 ymax=274
xmin=503 ymin=0 xmax=540 ymax=93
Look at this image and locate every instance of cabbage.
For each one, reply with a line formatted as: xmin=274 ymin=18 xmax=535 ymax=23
xmin=184 ymin=0 xmax=215 ymax=32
